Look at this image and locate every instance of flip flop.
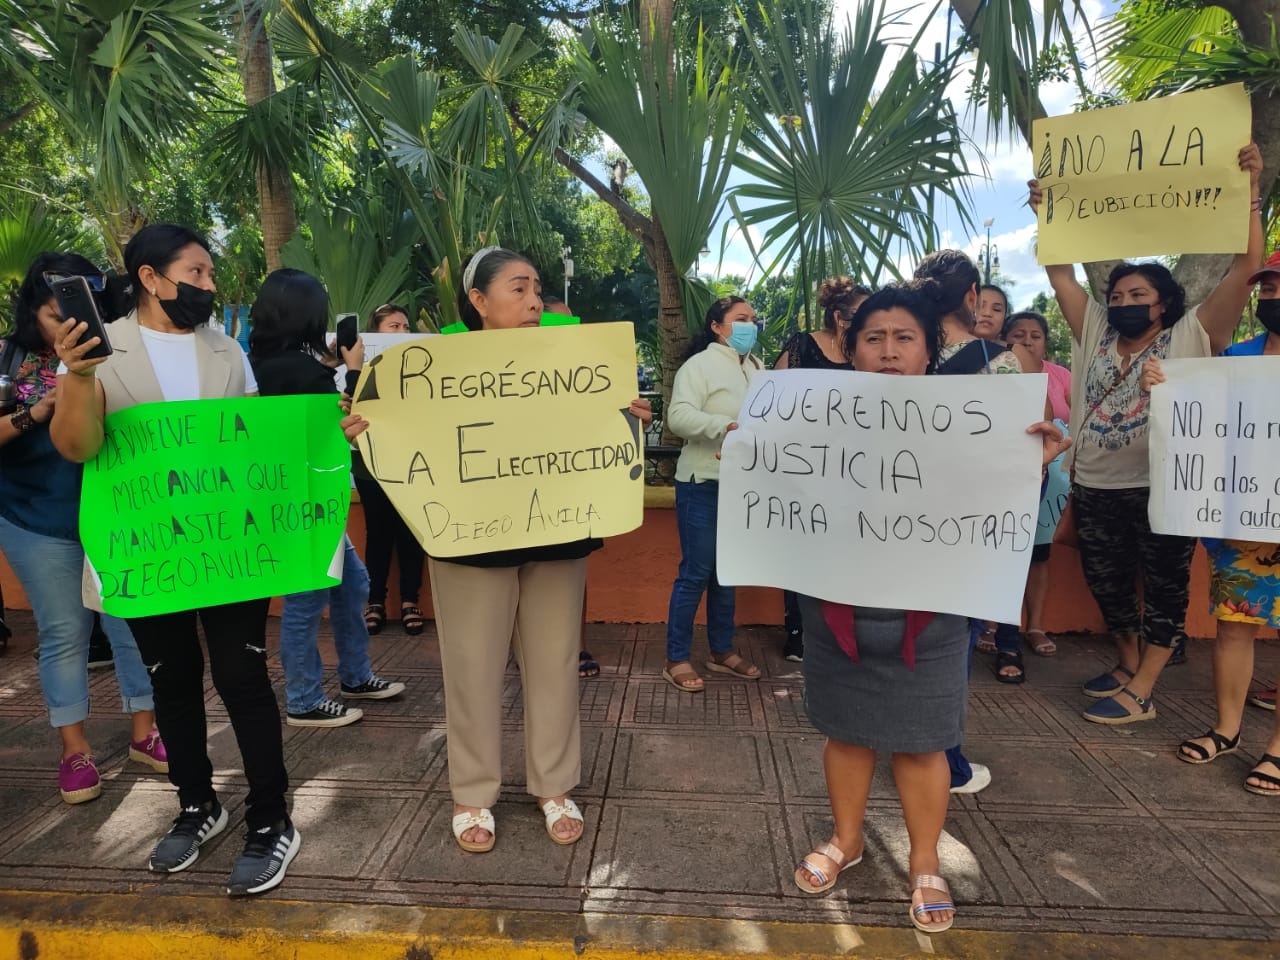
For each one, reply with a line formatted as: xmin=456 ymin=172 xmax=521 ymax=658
xmin=794 ymin=841 xmax=862 ymax=895
xmin=1178 ymin=729 xmax=1239 ymax=765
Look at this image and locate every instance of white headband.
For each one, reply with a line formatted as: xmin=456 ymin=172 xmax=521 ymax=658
xmin=462 ymin=246 xmax=503 ymax=294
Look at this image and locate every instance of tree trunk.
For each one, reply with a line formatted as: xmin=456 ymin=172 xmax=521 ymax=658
xmin=648 ymin=215 xmax=688 ymax=446
xmin=239 ymin=3 xmax=295 ymax=273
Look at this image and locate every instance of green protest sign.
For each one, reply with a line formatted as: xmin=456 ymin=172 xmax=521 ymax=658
xmin=80 ymin=395 xmax=352 ymax=617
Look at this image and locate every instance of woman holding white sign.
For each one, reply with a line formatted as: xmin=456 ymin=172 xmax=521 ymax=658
xmin=792 ymin=282 xmax=1070 ymax=933
xmin=1027 ymin=142 xmax=1263 ymax=726
xmin=1140 ymin=253 xmax=1280 ymax=796
xmin=663 ymin=296 xmax=764 ymax=693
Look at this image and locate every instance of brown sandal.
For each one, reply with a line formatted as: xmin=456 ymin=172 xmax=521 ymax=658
xmin=662 ymin=661 xmax=704 ymax=692
xmin=364 ymin=603 xmax=386 ymax=635
xmin=400 ymin=603 xmax=425 ymax=636
xmin=1026 ymin=629 xmax=1057 ymax=656
xmin=705 ymin=652 xmax=761 ymax=679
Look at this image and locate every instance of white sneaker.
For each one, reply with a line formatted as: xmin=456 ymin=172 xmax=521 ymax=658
xmin=950 ymin=762 xmax=992 ymax=795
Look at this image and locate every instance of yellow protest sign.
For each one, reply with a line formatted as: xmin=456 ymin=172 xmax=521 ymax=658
xmin=351 ymin=323 xmax=644 ymax=557
xmin=1033 ymin=84 xmax=1251 ymax=264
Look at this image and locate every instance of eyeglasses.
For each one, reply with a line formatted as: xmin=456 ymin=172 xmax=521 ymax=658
xmin=43 ymin=271 xmax=106 ymax=291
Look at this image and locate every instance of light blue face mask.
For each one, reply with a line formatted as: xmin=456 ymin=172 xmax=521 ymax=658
xmin=725 ymin=321 xmax=758 ymax=355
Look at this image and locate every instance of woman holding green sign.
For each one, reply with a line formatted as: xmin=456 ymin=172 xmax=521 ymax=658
xmin=0 ymin=253 xmax=166 ymax=806
xmin=49 ymin=224 xmax=366 ymax=898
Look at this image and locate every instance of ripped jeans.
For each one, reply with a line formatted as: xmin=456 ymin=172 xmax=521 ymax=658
xmin=126 ymin=598 xmax=289 ymax=830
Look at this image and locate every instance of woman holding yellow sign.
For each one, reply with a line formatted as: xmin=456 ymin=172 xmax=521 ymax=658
xmin=1027 ymin=142 xmax=1264 ymax=726
xmin=435 ymin=247 xmax=651 ymax=854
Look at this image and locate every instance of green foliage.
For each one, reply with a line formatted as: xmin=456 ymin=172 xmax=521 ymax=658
xmin=1027 ymin=290 xmax=1073 ymax=366
xmin=729 ymin=0 xmax=974 ymax=326
xmin=0 ymin=198 xmax=107 ymax=324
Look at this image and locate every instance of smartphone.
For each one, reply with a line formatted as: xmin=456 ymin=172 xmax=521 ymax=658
xmin=48 ymin=275 xmax=112 ymax=359
xmin=335 ymin=313 xmax=359 ymax=353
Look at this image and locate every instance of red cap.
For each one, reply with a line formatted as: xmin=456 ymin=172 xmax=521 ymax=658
xmin=1247 ymin=250 xmax=1280 ymax=286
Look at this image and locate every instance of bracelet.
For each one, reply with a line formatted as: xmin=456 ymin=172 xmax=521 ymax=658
xmin=1251 ymin=197 xmax=1264 ymax=211
xmin=10 ymin=407 xmax=34 ymax=433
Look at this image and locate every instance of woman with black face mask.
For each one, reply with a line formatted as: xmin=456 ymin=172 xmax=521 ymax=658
xmin=1026 ymin=143 xmax=1264 ymax=728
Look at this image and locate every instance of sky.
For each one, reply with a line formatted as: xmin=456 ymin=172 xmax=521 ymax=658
xmin=704 ymin=0 xmax=1118 ymax=309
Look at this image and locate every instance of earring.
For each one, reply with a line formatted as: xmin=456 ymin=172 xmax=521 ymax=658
xmin=150 ymin=289 xmax=157 ymax=297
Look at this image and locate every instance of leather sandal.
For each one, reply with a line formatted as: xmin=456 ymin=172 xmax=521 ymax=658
xmin=539 ymin=798 xmax=584 ymax=845
xmin=662 ymin=661 xmax=704 ymax=693
xmin=400 ymin=603 xmax=425 ymax=636
xmin=1026 ymin=629 xmax=1057 ymax=656
xmin=451 ymin=807 xmax=495 ymax=853
xmin=910 ymin=873 xmax=955 ymax=934
xmin=974 ymin=627 xmax=997 ymax=655
xmin=794 ymin=841 xmax=862 ymax=895
xmin=364 ymin=603 xmax=386 ymax=636
xmin=995 ymin=650 xmax=1026 ymax=684
xmin=1245 ymin=754 xmax=1280 ymax=796
xmin=705 ymin=652 xmax=761 ymax=680
xmin=1178 ymin=729 xmax=1239 ymax=765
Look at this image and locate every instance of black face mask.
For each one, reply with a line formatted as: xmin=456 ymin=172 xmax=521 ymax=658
xmin=1256 ymin=298 xmax=1280 ymax=336
xmin=159 ymin=280 xmax=215 ymax=330
xmin=1107 ymin=304 xmax=1154 ymax=339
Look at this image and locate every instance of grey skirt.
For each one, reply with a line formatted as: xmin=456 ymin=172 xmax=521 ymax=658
xmin=799 ymin=595 xmax=969 ymax=753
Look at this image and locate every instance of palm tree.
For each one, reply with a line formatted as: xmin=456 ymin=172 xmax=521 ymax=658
xmin=950 ymin=0 xmax=1280 ymax=301
xmin=0 ymin=0 xmax=230 ymax=261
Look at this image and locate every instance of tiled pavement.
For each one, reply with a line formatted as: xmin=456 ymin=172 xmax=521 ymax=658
xmin=0 ymin=613 xmax=1278 ymax=945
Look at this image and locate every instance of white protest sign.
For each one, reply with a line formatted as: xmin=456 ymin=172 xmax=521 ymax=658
xmin=715 ymin=370 xmax=1047 ymax=623
xmin=1036 ymin=419 xmax=1070 ymax=546
xmin=1149 ymin=357 xmax=1280 ymax=538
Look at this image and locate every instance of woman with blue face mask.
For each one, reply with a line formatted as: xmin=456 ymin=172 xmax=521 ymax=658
xmin=662 ymin=296 xmax=763 ymax=692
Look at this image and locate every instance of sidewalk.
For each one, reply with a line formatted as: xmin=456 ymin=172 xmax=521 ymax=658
xmin=1 ymin=612 xmax=1277 ymax=959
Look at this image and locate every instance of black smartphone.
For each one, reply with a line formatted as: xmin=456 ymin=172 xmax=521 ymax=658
xmin=48 ymin=275 xmax=112 ymax=359
xmin=335 ymin=313 xmax=359 ymax=353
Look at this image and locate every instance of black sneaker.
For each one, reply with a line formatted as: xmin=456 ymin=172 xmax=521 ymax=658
xmin=286 ymin=697 xmax=363 ymax=727
xmin=86 ymin=635 xmax=114 ymax=670
xmin=339 ymin=674 xmax=406 ymax=700
xmin=784 ymin=630 xmax=804 ymax=663
xmin=227 ymin=820 xmax=301 ymax=897
xmin=149 ymin=800 xmax=229 ymax=873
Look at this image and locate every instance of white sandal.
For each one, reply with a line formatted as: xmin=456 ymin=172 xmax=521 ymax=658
xmin=451 ymin=807 xmax=495 ymax=853
xmin=539 ymin=798 xmax=584 ymax=845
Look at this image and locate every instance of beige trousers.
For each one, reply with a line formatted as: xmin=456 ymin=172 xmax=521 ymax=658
xmin=428 ymin=556 xmax=587 ymax=808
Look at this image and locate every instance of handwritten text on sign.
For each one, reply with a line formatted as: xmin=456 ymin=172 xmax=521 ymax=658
xmin=80 ymin=396 xmax=352 ymax=617
xmin=352 ymin=323 xmax=644 ymax=556
xmin=716 ymin=371 xmax=1047 ymax=623
xmin=1148 ymin=357 xmax=1280 ymax=539
xmin=1032 ymin=84 xmax=1250 ymax=264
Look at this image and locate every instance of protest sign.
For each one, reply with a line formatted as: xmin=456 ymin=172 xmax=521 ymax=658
xmin=716 ymin=370 xmax=1047 ymax=623
xmin=1032 ymin=84 xmax=1250 ymax=264
xmin=80 ymin=396 xmax=352 ymax=617
xmin=334 ymin=333 xmax=428 ymax=392
xmin=1036 ymin=419 xmax=1070 ymax=546
xmin=351 ymin=322 xmax=644 ymax=556
xmin=1149 ymin=357 xmax=1280 ymax=539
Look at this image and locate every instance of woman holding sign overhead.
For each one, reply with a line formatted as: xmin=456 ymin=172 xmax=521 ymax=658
xmin=1027 ymin=142 xmax=1264 ymax=726
xmin=50 ymin=224 xmax=363 ymax=897
xmin=433 ymin=247 xmax=651 ymax=855
xmin=792 ymin=282 xmax=1070 ymax=933
xmin=663 ymin=296 xmax=764 ymax=693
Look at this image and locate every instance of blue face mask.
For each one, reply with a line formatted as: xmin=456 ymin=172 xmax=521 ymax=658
xmin=725 ymin=321 xmax=758 ymax=355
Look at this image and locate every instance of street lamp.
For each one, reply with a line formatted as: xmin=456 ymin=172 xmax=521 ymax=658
xmin=561 ymin=245 xmax=574 ymax=306
xmin=695 ymin=244 xmax=710 ymax=277
xmin=978 ymin=218 xmax=1000 ymax=285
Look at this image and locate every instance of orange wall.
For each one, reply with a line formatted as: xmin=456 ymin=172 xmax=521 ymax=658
xmin=0 ymin=503 xmax=1240 ymax=639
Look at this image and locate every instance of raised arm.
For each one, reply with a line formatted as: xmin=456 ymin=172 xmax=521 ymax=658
xmin=1028 ymin=179 xmax=1090 ymax=343
xmin=1197 ymin=143 xmax=1265 ymax=355
xmin=48 ymin=318 xmax=107 ymax=463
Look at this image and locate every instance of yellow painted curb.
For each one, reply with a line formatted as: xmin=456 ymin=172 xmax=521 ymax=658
xmin=0 ymin=891 xmax=1272 ymax=960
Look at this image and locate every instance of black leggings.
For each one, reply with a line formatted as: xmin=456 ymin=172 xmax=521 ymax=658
xmin=353 ymin=462 xmax=424 ymax=607
xmin=1073 ymin=484 xmax=1195 ymax=649
xmin=127 ymin=598 xmax=288 ymax=829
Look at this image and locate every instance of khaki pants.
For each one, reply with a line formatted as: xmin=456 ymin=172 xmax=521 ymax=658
xmin=428 ymin=556 xmax=586 ymax=808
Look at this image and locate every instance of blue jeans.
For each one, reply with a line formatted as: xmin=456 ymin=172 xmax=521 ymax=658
xmin=279 ymin=538 xmax=373 ymax=715
xmin=666 ymin=480 xmax=735 ymax=662
xmin=0 ymin=516 xmax=152 ymax=727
